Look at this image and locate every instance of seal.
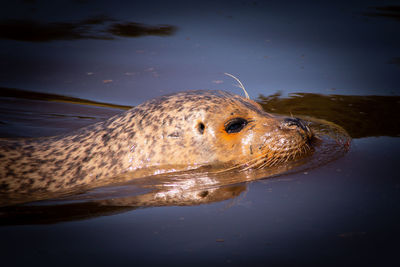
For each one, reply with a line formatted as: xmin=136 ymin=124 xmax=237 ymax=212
xmin=0 ymin=90 xmax=313 ymax=195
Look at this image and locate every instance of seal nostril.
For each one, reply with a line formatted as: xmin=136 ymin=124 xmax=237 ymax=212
xmin=283 ymin=118 xmax=307 ymax=132
xmin=283 ymin=117 xmax=300 ymax=125
xmin=198 ymin=122 xmax=205 ymax=134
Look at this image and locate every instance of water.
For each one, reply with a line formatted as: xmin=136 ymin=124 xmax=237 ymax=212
xmin=0 ymin=90 xmax=398 ymax=266
xmin=1 ymin=0 xmax=400 ymax=266
xmin=1 ymin=0 xmax=399 ymax=104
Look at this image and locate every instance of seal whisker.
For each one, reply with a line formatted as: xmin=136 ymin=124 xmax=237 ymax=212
xmin=232 ymin=154 xmax=267 ymax=172
xmin=224 ymin=72 xmax=250 ymax=99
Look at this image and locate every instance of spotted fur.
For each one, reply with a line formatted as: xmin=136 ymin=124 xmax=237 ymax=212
xmin=0 ymin=90 xmax=312 ymax=194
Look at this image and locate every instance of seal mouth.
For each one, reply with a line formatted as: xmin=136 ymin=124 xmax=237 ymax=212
xmin=239 ymin=118 xmax=314 ymax=171
xmin=244 ymin=142 xmax=313 ymax=170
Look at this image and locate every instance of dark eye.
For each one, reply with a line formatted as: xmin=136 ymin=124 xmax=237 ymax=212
xmin=225 ymin=118 xmax=248 ymax=133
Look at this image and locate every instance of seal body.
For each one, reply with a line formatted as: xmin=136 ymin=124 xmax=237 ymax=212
xmin=0 ymin=90 xmax=313 ymax=194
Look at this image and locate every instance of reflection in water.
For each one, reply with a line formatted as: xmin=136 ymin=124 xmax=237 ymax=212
xmin=0 ymin=184 xmax=247 ymax=225
xmin=0 ymin=87 xmax=128 ymax=138
xmin=362 ymin=5 xmax=400 ymax=22
xmin=388 ymin=57 xmax=400 ymax=67
xmin=0 ymin=16 xmax=177 ymax=42
xmin=0 ymin=87 xmax=131 ymax=110
xmin=259 ymin=92 xmax=400 ymax=138
xmin=108 ymin=22 xmax=177 ymax=38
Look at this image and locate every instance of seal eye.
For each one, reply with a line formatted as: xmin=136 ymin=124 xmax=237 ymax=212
xmin=225 ymin=118 xmax=248 ymax=134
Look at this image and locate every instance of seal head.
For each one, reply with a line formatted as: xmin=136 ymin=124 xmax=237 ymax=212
xmin=130 ymin=90 xmax=313 ymax=170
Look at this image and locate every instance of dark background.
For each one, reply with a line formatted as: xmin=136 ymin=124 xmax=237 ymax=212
xmin=0 ymin=0 xmax=399 ymax=105
xmin=1 ymin=1 xmax=400 ymax=266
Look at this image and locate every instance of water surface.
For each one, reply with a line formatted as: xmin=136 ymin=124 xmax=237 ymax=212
xmin=0 ymin=89 xmax=399 ymax=266
xmin=1 ymin=0 xmax=400 ymax=266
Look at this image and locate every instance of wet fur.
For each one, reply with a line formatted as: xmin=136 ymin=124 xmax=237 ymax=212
xmin=0 ymin=90 xmax=312 ymax=194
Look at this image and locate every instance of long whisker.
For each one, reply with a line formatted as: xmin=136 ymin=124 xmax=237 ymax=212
xmin=224 ymin=72 xmax=250 ymax=99
xmin=211 ymin=153 xmax=266 ymax=173
xmin=211 ymin=137 xmax=313 ymax=174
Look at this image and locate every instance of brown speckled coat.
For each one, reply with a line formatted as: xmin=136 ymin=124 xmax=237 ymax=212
xmin=0 ymin=90 xmax=312 ymax=195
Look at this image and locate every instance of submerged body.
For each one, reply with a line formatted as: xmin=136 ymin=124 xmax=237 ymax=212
xmin=0 ymin=90 xmax=313 ymax=195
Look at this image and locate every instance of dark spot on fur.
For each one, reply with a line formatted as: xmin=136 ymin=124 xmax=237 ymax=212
xmin=98 ymin=160 xmax=107 ymax=168
xmin=75 ymin=166 xmax=82 ymax=176
xmin=6 ymin=170 xmax=15 ymax=177
xmin=53 ymin=151 xmax=63 ymax=157
xmin=0 ymin=182 xmax=9 ymax=191
xmin=84 ymin=147 xmax=92 ymax=155
xmin=168 ymin=132 xmax=180 ymax=138
xmin=61 ymin=169 xmax=70 ymax=177
xmin=102 ymin=133 xmax=111 ymax=144
xmin=78 ymin=171 xmax=87 ymax=180
xmin=72 ymin=135 xmax=81 ymax=142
